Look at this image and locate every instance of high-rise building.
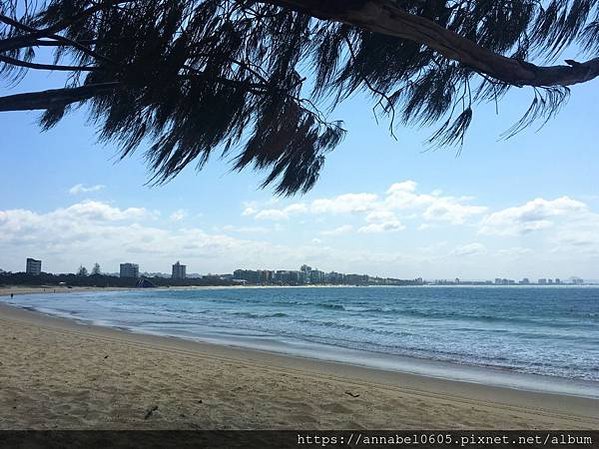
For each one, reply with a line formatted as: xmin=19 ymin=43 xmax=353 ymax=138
xmin=120 ymin=263 xmax=139 ymax=278
xmin=26 ymin=258 xmax=42 ymax=275
xmin=172 ymin=261 xmax=186 ymax=280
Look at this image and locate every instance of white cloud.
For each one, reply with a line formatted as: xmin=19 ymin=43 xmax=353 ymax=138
xmin=365 ymin=210 xmax=397 ymax=223
xmin=242 ymin=207 xmax=257 ymax=216
xmin=285 ymin=203 xmax=309 ymax=214
xmin=252 ymin=203 xmax=308 ymax=221
xmin=68 ymin=184 xmax=106 ymax=195
xmin=169 ymin=209 xmax=187 ymax=222
xmin=387 ymin=180 xmax=418 ymax=194
xmin=244 ymin=180 xmax=485 ymax=229
xmin=385 ymin=181 xmax=487 ymax=224
xmin=311 ymin=193 xmax=378 ymax=214
xmin=63 ymin=200 xmax=150 ymax=221
xmin=358 ymin=221 xmax=405 ymax=234
xmin=254 ymin=209 xmax=290 ymax=221
xmin=0 ymin=201 xmax=153 ymax=248
xmin=221 ymin=225 xmax=271 ymax=234
xmin=479 ymin=197 xmax=587 ymax=236
xmin=320 ymin=225 xmax=354 ymax=236
xmin=451 ymin=243 xmax=487 ymax=257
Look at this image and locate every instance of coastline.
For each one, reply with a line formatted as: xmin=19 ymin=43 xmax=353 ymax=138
xmin=1 ymin=302 xmax=598 ymax=429
xmin=2 ymin=286 xmax=598 ymax=396
xmin=0 ymin=285 xmax=132 ymax=297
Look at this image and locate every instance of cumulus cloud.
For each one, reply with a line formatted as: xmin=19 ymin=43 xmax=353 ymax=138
xmin=0 ymin=201 xmax=152 ymax=245
xmin=243 ymin=203 xmax=308 ymax=221
xmin=243 ymin=180 xmax=485 ymax=232
xmin=358 ymin=221 xmax=405 ymax=234
xmin=68 ymin=184 xmax=106 ymax=195
xmin=64 ymin=200 xmax=150 ymax=221
xmin=479 ymin=197 xmax=587 ymax=236
xmin=385 ymin=181 xmax=487 ymax=224
xmin=311 ymin=193 xmax=378 ymax=214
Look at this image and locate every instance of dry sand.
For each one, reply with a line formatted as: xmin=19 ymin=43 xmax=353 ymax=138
xmin=0 ymin=302 xmax=598 ymax=430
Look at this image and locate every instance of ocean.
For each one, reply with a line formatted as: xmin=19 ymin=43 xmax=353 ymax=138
xmin=3 ymin=286 xmax=598 ymax=397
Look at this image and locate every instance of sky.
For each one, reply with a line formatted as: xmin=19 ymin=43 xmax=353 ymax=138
xmin=1 ymin=67 xmax=598 ymax=280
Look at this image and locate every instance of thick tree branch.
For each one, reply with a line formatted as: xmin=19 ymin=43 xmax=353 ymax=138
xmin=259 ymin=0 xmax=599 ymax=87
xmin=0 ymin=55 xmax=100 ymax=71
xmin=0 ymin=82 xmax=120 ymax=111
xmin=0 ymin=74 xmax=280 ymax=112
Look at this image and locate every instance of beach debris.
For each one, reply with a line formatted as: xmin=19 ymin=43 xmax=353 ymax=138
xmin=103 ymin=355 xmax=109 ymax=359
xmin=144 ymin=405 xmax=159 ymax=420
xmin=345 ymin=391 xmax=360 ymax=398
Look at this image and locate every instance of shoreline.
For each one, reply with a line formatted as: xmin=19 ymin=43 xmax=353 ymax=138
xmin=2 ymin=287 xmax=599 ymax=400
xmin=1 ymin=284 xmax=596 ymax=299
xmin=0 ymin=302 xmax=598 ymax=429
xmin=0 ymin=285 xmax=133 ymax=297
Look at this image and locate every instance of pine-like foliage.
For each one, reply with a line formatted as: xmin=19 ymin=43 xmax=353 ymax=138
xmin=1 ymin=0 xmax=598 ymax=194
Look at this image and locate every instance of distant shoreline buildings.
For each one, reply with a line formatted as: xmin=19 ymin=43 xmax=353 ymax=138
xmin=25 ymin=258 xmax=42 ymax=276
xmin=231 ymin=266 xmax=401 ymax=286
xmin=172 ymin=261 xmax=186 ymax=280
xmin=3 ymin=257 xmax=594 ymax=286
xmin=119 ymin=263 xmax=139 ymax=279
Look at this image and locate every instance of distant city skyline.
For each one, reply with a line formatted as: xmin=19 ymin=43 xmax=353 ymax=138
xmin=2 ymin=257 xmax=593 ymax=285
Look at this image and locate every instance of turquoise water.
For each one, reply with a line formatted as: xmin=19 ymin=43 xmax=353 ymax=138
xmin=3 ymin=286 xmax=598 ymax=389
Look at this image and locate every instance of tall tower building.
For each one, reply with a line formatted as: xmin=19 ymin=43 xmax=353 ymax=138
xmin=172 ymin=261 xmax=186 ymax=280
xmin=26 ymin=258 xmax=42 ymax=275
xmin=120 ymin=263 xmax=139 ymax=278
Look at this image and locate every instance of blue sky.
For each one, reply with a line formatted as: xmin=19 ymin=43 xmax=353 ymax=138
xmin=1 ymin=69 xmax=598 ymax=280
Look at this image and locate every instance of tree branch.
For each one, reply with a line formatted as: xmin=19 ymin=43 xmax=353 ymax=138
xmin=0 ymin=82 xmax=120 ymax=111
xmin=0 ymin=1 xmax=134 ymax=52
xmin=259 ymin=0 xmax=599 ymax=87
xmin=0 ymin=55 xmax=100 ymax=72
xmin=0 ymin=74 xmax=275 ymax=112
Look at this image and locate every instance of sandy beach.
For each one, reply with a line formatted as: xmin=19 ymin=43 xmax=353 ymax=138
xmin=0 ymin=302 xmax=598 ymax=430
xmin=0 ymin=285 xmax=132 ymax=297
